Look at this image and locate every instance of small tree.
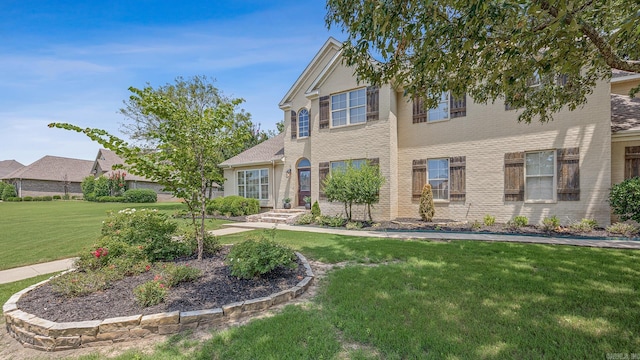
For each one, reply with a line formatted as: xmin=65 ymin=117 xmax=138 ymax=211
xmin=0 ymin=182 xmax=6 ymax=197
xmin=609 ymin=177 xmax=640 ymax=223
xmin=419 ymin=184 xmax=435 ymax=222
xmin=323 ymin=161 xmax=385 ymax=222
xmin=81 ymin=176 xmax=95 ymax=198
xmin=2 ymin=184 xmax=17 ymax=200
xmin=94 ymin=176 xmax=110 ymax=197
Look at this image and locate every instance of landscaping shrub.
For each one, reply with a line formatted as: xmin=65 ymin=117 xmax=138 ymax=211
xmin=296 ymin=213 xmax=315 ymax=225
xmin=50 ymin=270 xmax=111 ymax=297
xmin=0 ymin=182 xmax=6 ymax=196
xmin=609 ymin=177 xmax=640 ymax=223
xmin=101 ymin=208 xmax=185 ymax=262
xmin=540 ymin=215 xmax=561 ymax=232
xmin=93 ymin=176 xmax=110 ymax=197
xmin=346 ymin=221 xmax=363 ymax=230
xmin=606 ymin=222 xmax=639 ymax=237
xmin=123 ymin=189 xmax=157 ymax=203
xmin=5 ymin=197 xmax=21 ymax=202
xmin=506 ymin=215 xmax=528 ymax=230
xmin=134 ymin=278 xmax=167 ymax=307
xmin=95 ymin=196 xmax=125 ymax=202
xmin=227 ymin=230 xmax=297 ymax=279
xmin=81 ymin=176 xmax=95 ymax=199
xmin=419 ymin=184 xmax=435 ymax=222
xmin=159 ymin=263 xmax=202 ymax=287
xmin=22 ymin=196 xmax=33 ymax=202
xmin=184 ymin=230 xmax=220 ymax=257
xmin=2 ymin=184 xmax=17 ymax=200
xmin=206 ymin=195 xmax=260 ymax=216
xmin=483 ymin=214 xmax=496 ymax=226
xmin=569 ymin=218 xmax=598 ymax=232
xmin=311 ymin=200 xmax=321 ymax=218
xmin=53 ymin=195 xmax=62 ymax=200
xmin=317 ymin=214 xmax=346 ymax=227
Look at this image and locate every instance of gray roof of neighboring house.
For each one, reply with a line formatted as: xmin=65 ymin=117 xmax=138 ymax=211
xmin=0 ymin=160 xmax=24 ymax=178
xmin=611 ymin=94 xmax=640 ymax=133
xmin=94 ymin=149 xmax=152 ymax=182
xmin=612 ymin=69 xmax=637 ymax=78
xmin=220 ymin=133 xmax=285 ymax=167
xmin=2 ymin=156 xmax=93 ymax=182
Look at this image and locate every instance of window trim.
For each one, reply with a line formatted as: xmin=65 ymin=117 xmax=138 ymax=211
xmin=330 ymin=88 xmax=367 ymax=128
xmin=236 ymin=168 xmax=269 ymax=201
xmin=298 ymin=108 xmax=310 ymax=138
xmin=524 ymin=150 xmax=557 ymax=203
xmin=426 ymin=93 xmax=450 ymax=123
xmin=427 ymin=158 xmax=450 ymax=202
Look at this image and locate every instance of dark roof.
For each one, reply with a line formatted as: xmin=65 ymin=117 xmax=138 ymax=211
xmin=0 ymin=160 xmax=24 ymax=178
xmin=220 ymin=133 xmax=285 ymax=167
xmin=612 ymin=69 xmax=638 ymax=79
xmin=2 ymin=156 xmax=93 ymax=182
xmin=611 ymin=94 xmax=640 ymax=133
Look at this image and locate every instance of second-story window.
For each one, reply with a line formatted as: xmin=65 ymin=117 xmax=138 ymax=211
xmin=331 ymin=88 xmax=366 ymax=127
xmin=298 ymin=109 xmax=309 ymax=138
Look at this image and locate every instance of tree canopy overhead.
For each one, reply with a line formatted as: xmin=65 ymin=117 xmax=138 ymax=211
xmin=326 ymin=0 xmax=640 ymax=123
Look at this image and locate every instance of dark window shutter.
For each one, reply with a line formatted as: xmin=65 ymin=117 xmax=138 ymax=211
xmin=412 ymin=159 xmax=427 ymax=201
xmin=319 ymin=162 xmax=330 ymax=200
xmin=290 ymin=110 xmax=297 ymax=139
xmin=413 ymin=97 xmax=427 ymax=123
xmin=319 ymin=96 xmax=330 ymax=129
xmin=366 ymin=86 xmax=379 ymax=121
xmin=450 ymin=94 xmax=467 ymax=118
xmin=449 ymin=156 xmax=466 ymax=202
xmin=557 ymin=147 xmax=580 ymax=201
xmin=504 ymin=152 xmax=524 ymax=201
xmin=625 ymin=146 xmax=640 ymax=179
xmin=368 ymin=157 xmax=380 ymax=167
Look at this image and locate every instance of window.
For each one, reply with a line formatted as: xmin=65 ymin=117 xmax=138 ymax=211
xmin=298 ymin=109 xmax=309 ymax=138
xmin=428 ymin=158 xmax=449 ymax=200
xmin=413 ymin=92 xmax=466 ymax=123
xmin=625 ymin=146 xmax=640 ymax=179
xmin=331 ymin=88 xmax=366 ymax=127
xmin=330 ymin=159 xmax=366 ymax=172
xmin=525 ymin=151 xmax=555 ymax=201
xmin=237 ymin=169 xmax=269 ymax=200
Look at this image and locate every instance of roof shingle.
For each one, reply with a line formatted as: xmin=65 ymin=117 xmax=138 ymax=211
xmin=220 ymin=133 xmax=285 ymax=167
xmin=2 ymin=156 xmax=93 ymax=182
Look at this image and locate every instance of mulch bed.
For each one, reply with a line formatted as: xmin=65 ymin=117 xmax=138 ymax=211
xmin=17 ymin=246 xmax=306 ymax=323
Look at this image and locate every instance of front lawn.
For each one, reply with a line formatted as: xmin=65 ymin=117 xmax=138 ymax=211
xmin=0 ymin=201 xmax=231 ymax=270
xmin=72 ymin=231 xmax=639 ymax=359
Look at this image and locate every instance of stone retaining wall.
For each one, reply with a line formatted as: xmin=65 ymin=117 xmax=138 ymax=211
xmin=2 ymin=252 xmax=314 ymax=351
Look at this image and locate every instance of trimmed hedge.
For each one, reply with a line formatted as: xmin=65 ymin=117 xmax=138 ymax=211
xmin=95 ymin=196 xmax=125 ymax=203
xmin=123 ymin=189 xmax=157 ymax=203
xmin=206 ymin=196 xmax=260 ymax=217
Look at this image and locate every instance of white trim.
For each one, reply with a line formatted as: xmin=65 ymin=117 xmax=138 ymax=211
xmin=222 ymin=158 xmax=285 ymax=169
xmin=612 ymin=130 xmax=640 ymax=142
xmin=524 ymin=149 xmax=557 ymax=203
xmin=305 ymin=49 xmax=343 ymax=97
xmin=611 ymin=74 xmax=640 ymax=83
xmin=236 ymin=168 xmax=270 ymax=201
xmin=279 ymin=37 xmax=343 ymax=109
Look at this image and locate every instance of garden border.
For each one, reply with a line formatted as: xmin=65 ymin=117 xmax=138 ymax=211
xmin=2 ymin=252 xmax=314 ymax=352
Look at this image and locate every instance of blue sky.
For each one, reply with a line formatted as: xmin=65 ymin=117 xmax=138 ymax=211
xmin=0 ymin=0 xmax=343 ymax=165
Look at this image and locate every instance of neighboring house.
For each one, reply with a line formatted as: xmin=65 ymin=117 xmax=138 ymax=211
xmin=221 ymin=37 xmax=640 ymax=225
xmin=0 ymin=160 xmax=24 ymax=179
xmin=1 ymin=156 xmax=93 ymax=197
xmin=91 ymin=149 xmax=174 ymax=201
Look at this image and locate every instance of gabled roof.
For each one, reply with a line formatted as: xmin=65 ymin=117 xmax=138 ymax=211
xmin=92 ymin=148 xmax=123 ymax=174
xmin=2 ymin=156 xmax=93 ymax=182
xmin=220 ymin=133 xmax=285 ymax=167
xmin=611 ymin=94 xmax=640 ymax=133
xmin=0 ymin=160 xmax=24 ymax=178
xmin=279 ymin=37 xmax=343 ymax=109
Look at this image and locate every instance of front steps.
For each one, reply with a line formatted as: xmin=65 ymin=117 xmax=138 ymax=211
xmin=246 ymin=208 xmax=308 ymax=224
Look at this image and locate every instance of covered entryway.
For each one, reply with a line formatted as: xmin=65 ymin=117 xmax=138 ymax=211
xmin=297 ymin=158 xmax=311 ymax=206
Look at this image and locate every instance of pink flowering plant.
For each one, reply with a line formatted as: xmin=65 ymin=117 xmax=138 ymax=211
xmin=108 ymin=170 xmax=127 ymax=196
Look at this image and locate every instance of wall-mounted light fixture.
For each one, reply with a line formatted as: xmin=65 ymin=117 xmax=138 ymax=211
xmin=285 ymin=168 xmax=292 ymax=178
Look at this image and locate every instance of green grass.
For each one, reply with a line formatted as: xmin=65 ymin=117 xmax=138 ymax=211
xmin=0 ymin=201 xmax=231 ymax=270
xmin=74 ymin=231 xmax=639 ymax=359
xmin=4 ymin=226 xmax=640 ymax=358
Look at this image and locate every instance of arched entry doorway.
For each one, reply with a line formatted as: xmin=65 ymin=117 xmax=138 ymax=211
xmin=297 ymin=158 xmax=311 ymax=206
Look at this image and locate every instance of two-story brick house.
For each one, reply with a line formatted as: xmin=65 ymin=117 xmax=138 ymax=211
xmin=221 ymin=38 xmax=640 ymax=225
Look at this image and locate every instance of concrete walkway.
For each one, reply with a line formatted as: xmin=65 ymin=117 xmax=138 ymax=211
xmin=2 ymin=223 xmax=639 ymax=285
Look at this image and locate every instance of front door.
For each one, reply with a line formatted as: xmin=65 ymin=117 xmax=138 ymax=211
xmin=298 ymin=169 xmax=311 ymax=206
